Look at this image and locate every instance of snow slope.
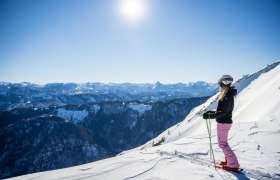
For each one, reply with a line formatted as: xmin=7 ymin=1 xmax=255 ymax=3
xmin=8 ymin=62 xmax=280 ymax=180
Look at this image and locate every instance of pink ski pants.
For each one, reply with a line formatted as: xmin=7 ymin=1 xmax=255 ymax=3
xmin=217 ymin=123 xmax=239 ymax=168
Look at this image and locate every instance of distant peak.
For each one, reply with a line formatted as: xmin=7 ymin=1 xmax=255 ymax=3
xmin=155 ymin=81 xmax=162 ymax=85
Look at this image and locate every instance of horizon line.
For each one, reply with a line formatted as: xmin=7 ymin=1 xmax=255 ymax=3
xmin=0 ymin=80 xmax=217 ymax=86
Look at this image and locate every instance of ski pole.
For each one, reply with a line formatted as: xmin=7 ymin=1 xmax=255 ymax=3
xmin=205 ymin=114 xmax=216 ymax=168
xmin=205 ymin=119 xmax=212 ymax=160
xmin=208 ymin=117 xmax=216 ymax=166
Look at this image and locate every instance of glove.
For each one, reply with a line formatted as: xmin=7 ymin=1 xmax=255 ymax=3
xmin=203 ymin=110 xmax=216 ymax=119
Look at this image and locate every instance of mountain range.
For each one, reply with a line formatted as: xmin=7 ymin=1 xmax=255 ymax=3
xmin=0 ymin=81 xmax=217 ymax=110
xmin=0 ymin=82 xmax=214 ymax=179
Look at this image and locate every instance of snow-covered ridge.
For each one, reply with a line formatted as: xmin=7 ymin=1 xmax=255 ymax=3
xmin=8 ymin=61 xmax=280 ymax=180
xmin=234 ymin=61 xmax=280 ymax=92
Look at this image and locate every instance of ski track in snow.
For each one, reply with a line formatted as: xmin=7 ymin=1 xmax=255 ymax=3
xmin=154 ymin=150 xmax=277 ymax=180
xmin=123 ymin=157 xmax=174 ymax=180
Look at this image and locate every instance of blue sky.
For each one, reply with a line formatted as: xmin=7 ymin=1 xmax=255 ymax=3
xmin=0 ymin=0 xmax=279 ymax=84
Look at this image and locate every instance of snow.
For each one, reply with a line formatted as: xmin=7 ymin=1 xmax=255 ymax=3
xmin=129 ymin=103 xmax=152 ymax=115
xmin=234 ymin=61 xmax=280 ymax=93
xmin=57 ymin=109 xmax=88 ymax=123
xmin=8 ymin=61 xmax=280 ymax=180
xmin=90 ymin=104 xmax=100 ymax=115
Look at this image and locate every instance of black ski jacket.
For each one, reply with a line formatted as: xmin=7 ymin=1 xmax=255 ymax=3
xmin=215 ymin=87 xmax=237 ymax=124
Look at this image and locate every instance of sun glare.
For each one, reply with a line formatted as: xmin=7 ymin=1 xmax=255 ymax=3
xmin=119 ymin=0 xmax=148 ymax=22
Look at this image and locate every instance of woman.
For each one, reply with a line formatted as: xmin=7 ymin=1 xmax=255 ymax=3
xmin=203 ymin=75 xmax=240 ymax=171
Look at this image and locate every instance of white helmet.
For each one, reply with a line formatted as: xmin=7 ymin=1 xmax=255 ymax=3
xmin=218 ymin=75 xmax=233 ymax=86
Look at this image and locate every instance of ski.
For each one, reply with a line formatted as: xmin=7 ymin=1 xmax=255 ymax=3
xmin=215 ymin=165 xmax=244 ymax=174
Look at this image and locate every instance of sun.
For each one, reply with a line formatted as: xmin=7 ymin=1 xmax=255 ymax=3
xmin=119 ymin=0 xmax=148 ymax=22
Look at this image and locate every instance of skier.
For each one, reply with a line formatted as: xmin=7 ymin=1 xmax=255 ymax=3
xmin=203 ymin=75 xmax=240 ymax=172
